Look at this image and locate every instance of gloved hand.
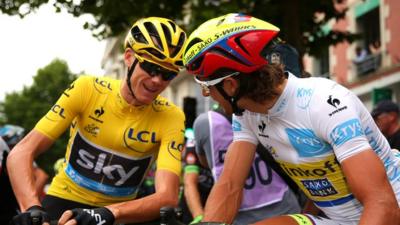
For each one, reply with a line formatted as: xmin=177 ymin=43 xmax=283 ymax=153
xmin=9 ymin=205 xmax=50 ymax=225
xmin=70 ymin=207 xmax=115 ymax=225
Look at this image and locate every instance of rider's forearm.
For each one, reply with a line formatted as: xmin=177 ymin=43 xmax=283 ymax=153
xmin=203 ymin=178 xmax=243 ymax=224
xmin=358 ymin=198 xmax=400 ymax=225
xmin=184 ymin=177 xmax=204 ymax=217
xmin=106 ymin=189 xmax=179 ymax=224
xmin=7 ymin=145 xmax=41 ymax=211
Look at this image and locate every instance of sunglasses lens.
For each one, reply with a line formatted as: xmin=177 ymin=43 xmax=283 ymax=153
xmin=139 ymin=60 xmax=177 ymax=81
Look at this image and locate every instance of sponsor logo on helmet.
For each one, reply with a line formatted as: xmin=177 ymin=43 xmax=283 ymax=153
xmin=184 ymin=25 xmax=256 ymax=64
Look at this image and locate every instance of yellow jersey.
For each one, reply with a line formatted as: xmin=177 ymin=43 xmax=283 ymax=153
xmin=35 ymin=76 xmax=185 ymax=206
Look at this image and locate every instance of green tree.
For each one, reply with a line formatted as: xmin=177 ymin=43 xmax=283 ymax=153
xmin=0 ymin=59 xmax=77 ymax=175
xmin=0 ymin=0 xmax=356 ymax=56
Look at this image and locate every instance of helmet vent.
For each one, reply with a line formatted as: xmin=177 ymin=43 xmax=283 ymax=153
xmin=161 ymin=24 xmax=172 ymax=46
xmin=144 ymin=22 xmax=164 ymax=51
xmin=168 ymin=20 xmax=177 ymax=32
xmin=170 ymin=32 xmax=186 ymax=58
xmin=234 ymin=36 xmax=250 ymax=55
xmin=144 ymin=48 xmax=166 ymax=60
xmin=131 ymin=26 xmax=148 ymax=44
xmin=211 ymin=47 xmax=250 ymax=66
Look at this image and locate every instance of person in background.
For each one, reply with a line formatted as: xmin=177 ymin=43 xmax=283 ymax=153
xmin=0 ymin=125 xmax=49 ymax=224
xmin=7 ymin=17 xmax=186 ymax=225
xmin=372 ymin=100 xmax=400 ymax=150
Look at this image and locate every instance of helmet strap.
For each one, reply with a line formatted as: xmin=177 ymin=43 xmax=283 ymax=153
xmin=126 ymin=59 xmax=139 ymax=99
xmin=215 ymin=82 xmax=245 ymax=116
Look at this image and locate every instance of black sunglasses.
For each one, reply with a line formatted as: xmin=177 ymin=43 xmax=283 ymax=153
xmin=138 ymin=59 xmax=178 ymax=81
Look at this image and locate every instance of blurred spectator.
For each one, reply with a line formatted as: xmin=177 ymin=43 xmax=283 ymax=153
xmin=371 ymin=100 xmax=400 ymax=150
xmin=0 ymin=125 xmax=49 ymax=223
xmin=353 ymin=46 xmax=368 ymax=63
xmin=369 ymin=40 xmax=381 ymax=55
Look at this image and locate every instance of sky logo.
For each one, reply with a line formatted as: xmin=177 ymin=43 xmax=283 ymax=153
xmin=286 ymin=128 xmax=332 ymax=157
xmin=330 ymin=119 xmax=363 ymax=147
xmin=232 ymin=119 xmax=242 ymax=131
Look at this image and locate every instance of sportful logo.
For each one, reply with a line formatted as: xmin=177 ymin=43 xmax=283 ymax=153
xmin=327 ymin=95 xmax=340 ymax=108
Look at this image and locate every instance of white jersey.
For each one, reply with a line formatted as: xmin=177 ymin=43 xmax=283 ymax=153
xmin=232 ymin=74 xmax=400 ymax=223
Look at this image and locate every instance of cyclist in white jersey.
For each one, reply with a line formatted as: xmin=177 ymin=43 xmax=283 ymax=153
xmin=182 ymin=13 xmax=400 ymax=225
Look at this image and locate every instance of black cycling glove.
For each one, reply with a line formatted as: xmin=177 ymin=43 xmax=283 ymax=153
xmin=9 ymin=205 xmax=50 ymax=225
xmin=70 ymin=207 xmax=115 ymax=225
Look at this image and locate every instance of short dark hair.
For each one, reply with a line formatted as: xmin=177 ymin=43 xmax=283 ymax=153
xmin=235 ymin=64 xmax=286 ymax=103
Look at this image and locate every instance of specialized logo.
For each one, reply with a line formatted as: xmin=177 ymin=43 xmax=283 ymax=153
xmin=89 ymin=107 xmax=105 ymax=123
xmin=296 ymin=88 xmax=313 ymax=109
xmin=330 ymin=119 xmax=363 ymax=147
xmin=66 ymin=132 xmax=152 ymax=196
xmin=286 ymin=128 xmax=332 ymax=157
xmin=327 ymin=95 xmax=340 ymax=108
xmin=62 ymin=83 xmax=75 ymax=97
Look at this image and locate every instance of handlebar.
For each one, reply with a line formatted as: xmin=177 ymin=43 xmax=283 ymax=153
xmin=160 ymin=206 xmax=228 ymax=225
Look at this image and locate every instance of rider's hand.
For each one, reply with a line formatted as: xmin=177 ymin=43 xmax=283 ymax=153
xmin=9 ymin=205 xmax=50 ymax=225
xmin=189 ymin=215 xmax=203 ymax=224
xmin=58 ymin=207 xmax=115 ymax=225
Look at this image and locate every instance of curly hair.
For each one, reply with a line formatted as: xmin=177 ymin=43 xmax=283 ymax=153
xmin=235 ymin=64 xmax=286 ymax=103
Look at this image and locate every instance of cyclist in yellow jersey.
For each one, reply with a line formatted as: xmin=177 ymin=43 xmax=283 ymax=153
xmin=7 ymin=17 xmax=187 ymax=225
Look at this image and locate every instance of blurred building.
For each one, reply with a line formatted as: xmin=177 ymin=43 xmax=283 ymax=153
xmin=304 ymin=0 xmax=400 ymax=109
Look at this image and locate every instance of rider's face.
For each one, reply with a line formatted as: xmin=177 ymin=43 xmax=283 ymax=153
xmin=206 ymin=84 xmax=234 ymax=115
xmin=123 ymin=49 xmax=176 ymax=105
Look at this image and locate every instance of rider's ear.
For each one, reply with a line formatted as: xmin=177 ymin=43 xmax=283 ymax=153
xmin=124 ymin=48 xmax=135 ymax=66
xmin=223 ymin=77 xmax=239 ymax=96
